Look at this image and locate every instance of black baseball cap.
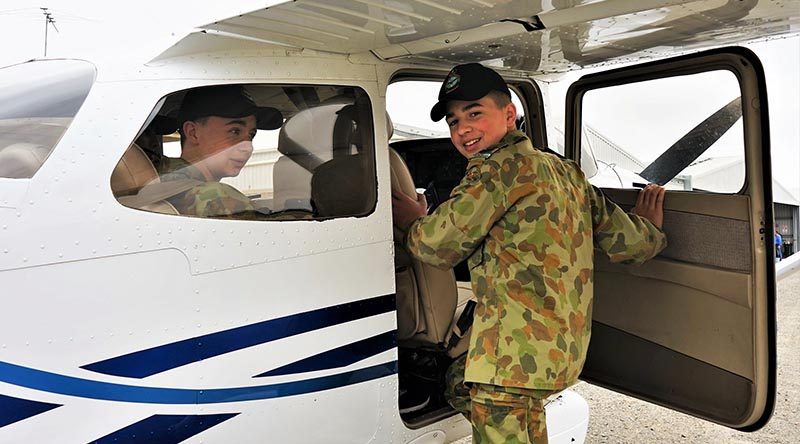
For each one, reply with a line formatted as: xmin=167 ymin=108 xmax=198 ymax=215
xmin=177 ymin=85 xmax=283 ymax=130
xmin=430 ymin=63 xmax=511 ymax=122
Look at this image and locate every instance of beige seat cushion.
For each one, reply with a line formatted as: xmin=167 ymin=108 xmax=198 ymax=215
xmin=273 ymin=102 xmax=344 ymax=211
xmin=111 ymin=144 xmax=178 ymax=215
xmin=390 ymin=147 xmax=459 ymax=348
xmin=111 ymin=143 xmax=159 ymax=197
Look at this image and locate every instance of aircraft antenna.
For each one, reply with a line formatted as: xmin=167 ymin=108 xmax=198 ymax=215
xmin=40 ymin=7 xmax=59 ymax=57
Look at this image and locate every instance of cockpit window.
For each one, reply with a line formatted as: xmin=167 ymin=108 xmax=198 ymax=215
xmin=581 ymin=70 xmax=745 ymax=193
xmin=0 ymin=60 xmax=96 ymax=178
xmin=112 ymin=84 xmax=377 ymax=221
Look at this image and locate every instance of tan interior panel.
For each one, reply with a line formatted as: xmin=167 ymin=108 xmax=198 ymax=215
xmin=596 ymin=255 xmax=752 ymax=308
xmin=658 ymin=211 xmax=752 ymax=272
xmin=602 ymin=189 xmax=754 ymax=271
xmin=593 ymin=187 xmax=755 ymax=379
xmin=593 ymin=269 xmax=753 ymax=379
xmin=602 ymin=188 xmax=751 ymax=221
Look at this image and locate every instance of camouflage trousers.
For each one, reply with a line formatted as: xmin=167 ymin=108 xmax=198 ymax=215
xmin=445 ymin=354 xmax=556 ymax=444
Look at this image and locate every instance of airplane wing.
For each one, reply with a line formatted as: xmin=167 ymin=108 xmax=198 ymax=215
xmin=776 ymin=251 xmax=800 ymax=282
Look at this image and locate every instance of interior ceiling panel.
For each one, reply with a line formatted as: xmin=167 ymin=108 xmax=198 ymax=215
xmin=196 ymin=0 xmax=800 ymax=73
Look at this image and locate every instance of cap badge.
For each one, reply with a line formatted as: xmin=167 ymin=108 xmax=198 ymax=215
xmin=444 ymin=72 xmax=460 ymax=93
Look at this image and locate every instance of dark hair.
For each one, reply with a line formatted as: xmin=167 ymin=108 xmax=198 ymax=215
xmin=486 ymin=90 xmax=511 ymax=109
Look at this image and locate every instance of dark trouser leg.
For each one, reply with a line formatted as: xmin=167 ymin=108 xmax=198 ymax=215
xmin=444 ymin=353 xmax=471 ymax=419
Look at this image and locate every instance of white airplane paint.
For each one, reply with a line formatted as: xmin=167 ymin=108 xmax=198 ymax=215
xmin=1 ymin=1 xmax=797 ymax=442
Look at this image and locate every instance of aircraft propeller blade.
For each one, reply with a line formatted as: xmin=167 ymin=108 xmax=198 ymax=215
xmin=639 ymin=97 xmax=742 ymax=185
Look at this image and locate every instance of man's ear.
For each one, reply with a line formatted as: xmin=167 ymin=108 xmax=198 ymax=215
xmin=505 ymin=102 xmax=517 ymax=129
xmin=182 ymin=121 xmax=199 ymax=144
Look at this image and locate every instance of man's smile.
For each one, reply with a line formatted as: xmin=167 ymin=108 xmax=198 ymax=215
xmin=464 ymin=138 xmax=481 ymax=147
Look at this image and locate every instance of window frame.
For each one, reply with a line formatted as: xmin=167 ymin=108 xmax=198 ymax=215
xmin=114 ymin=82 xmax=379 ymax=221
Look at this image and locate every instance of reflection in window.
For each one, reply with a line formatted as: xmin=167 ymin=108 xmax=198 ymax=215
xmin=112 ymin=85 xmax=376 ymax=221
xmin=581 ymin=70 xmax=744 ymax=193
xmin=0 ymin=60 xmax=95 ymax=178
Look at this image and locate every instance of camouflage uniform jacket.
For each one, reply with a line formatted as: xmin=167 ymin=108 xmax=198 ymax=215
xmin=406 ymin=130 xmax=667 ymax=391
xmin=158 ymin=157 xmax=256 ymax=218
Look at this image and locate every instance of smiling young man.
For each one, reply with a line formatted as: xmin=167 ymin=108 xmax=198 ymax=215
xmin=392 ymin=63 xmax=668 ymax=443
xmin=158 ymin=85 xmax=281 ymax=218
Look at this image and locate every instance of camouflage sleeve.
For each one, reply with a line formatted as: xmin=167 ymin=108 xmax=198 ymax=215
xmin=406 ymin=154 xmax=532 ymax=269
xmin=171 ymin=183 xmax=257 ymax=218
xmin=589 ymin=185 xmax=667 ymax=264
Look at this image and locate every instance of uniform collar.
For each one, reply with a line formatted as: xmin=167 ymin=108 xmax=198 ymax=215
xmin=160 ymin=157 xmax=206 ymax=182
xmin=468 ymin=129 xmax=529 ymax=160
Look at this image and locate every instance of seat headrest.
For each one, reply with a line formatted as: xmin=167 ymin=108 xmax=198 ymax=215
xmin=389 ymin=147 xmax=416 ymax=200
xmin=332 ymin=104 xmax=359 ymax=155
xmin=111 ymin=143 xmax=159 ymax=197
xmin=277 ymin=101 xmax=354 ymax=157
xmin=389 ymin=147 xmax=419 ymax=239
xmin=0 ymin=143 xmax=51 ymax=178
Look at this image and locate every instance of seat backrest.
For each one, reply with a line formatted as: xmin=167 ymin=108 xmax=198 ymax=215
xmin=311 ymin=154 xmax=371 ymax=217
xmin=277 ymin=99 xmax=377 ymax=217
xmin=390 ymin=147 xmax=459 ymax=347
xmin=111 ymin=143 xmax=178 ymax=215
xmin=111 ymin=143 xmax=160 ymax=197
xmin=273 ymin=101 xmax=350 ymax=211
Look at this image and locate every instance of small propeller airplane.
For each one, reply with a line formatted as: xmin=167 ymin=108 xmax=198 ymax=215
xmin=1 ymin=1 xmax=798 ymax=443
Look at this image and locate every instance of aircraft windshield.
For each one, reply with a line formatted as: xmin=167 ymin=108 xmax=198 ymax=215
xmin=0 ymin=60 xmax=96 ymax=178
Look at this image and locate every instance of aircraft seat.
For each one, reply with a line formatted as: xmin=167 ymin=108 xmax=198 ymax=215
xmin=390 ymin=145 xmax=474 ymax=356
xmin=111 ymin=143 xmax=178 ymax=215
xmin=310 ymin=154 xmax=369 ymax=217
xmin=276 ymin=99 xmax=374 ymax=218
xmin=111 ymin=143 xmax=159 ymax=197
xmin=273 ymin=101 xmax=352 ymax=212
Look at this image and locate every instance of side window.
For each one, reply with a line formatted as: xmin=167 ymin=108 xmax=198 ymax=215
xmin=0 ymin=60 xmax=95 ymax=178
xmin=112 ymin=84 xmax=376 ymax=221
xmin=580 ymin=70 xmax=744 ymax=192
xmin=386 ymin=80 xmax=526 ymax=142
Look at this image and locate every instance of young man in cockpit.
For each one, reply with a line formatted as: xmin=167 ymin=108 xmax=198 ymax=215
xmin=159 ymin=85 xmax=279 ymax=218
xmin=392 ymin=63 xmax=667 ymax=443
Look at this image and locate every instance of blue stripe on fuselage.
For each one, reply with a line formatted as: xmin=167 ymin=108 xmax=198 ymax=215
xmin=0 ymin=360 xmax=397 ymax=404
xmin=254 ymin=330 xmax=397 ymax=377
xmin=0 ymin=394 xmax=61 ymax=427
xmin=82 ymin=294 xmax=395 ymax=378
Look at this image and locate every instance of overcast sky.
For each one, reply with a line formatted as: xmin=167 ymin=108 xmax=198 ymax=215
xmin=0 ymin=1 xmax=276 ymax=65
xmin=1 ymin=1 xmax=798 ymax=197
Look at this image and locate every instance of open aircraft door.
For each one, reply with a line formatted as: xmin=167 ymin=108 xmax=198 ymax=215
xmin=564 ymin=47 xmax=776 ymax=429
